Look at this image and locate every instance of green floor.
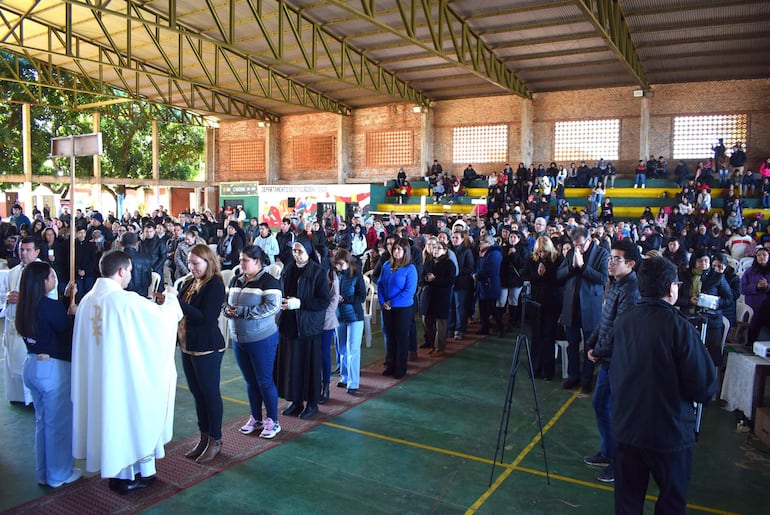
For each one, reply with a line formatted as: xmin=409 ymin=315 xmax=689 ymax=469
xmin=2 ymin=322 xmax=769 ymax=514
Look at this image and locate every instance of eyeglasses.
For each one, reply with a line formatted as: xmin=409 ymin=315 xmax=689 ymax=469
xmin=607 ymin=256 xmax=627 ymax=264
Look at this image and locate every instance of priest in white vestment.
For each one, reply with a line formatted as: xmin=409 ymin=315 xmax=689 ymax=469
xmin=1 ymin=237 xmax=58 ymax=404
xmin=72 ymin=250 xmax=182 ymax=492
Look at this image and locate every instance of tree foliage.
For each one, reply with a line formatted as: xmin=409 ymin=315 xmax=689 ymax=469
xmin=0 ymin=51 xmax=204 ymax=193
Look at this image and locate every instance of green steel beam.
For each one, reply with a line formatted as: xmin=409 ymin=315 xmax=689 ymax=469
xmin=0 ymin=3 xmax=283 ymax=122
xmin=29 ymin=0 xmax=427 ymax=111
xmin=325 ymin=0 xmax=531 ymax=99
xmin=575 ymin=0 xmax=648 ymax=88
xmin=0 ymin=50 xmax=211 ymax=126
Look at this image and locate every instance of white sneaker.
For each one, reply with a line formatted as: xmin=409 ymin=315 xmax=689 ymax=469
xmin=239 ymin=415 xmax=262 ymax=435
xmin=48 ymin=468 xmax=82 ymax=488
xmin=259 ymin=418 xmax=282 ymax=439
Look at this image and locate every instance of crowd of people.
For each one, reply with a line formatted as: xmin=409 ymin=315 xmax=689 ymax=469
xmin=2 ymin=154 xmax=769 ymax=508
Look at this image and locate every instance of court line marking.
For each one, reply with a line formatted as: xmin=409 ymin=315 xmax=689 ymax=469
xmin=323 ymin=394 xmax=736 ymax=515
xmin=465 ymin=390 xmax=580 ymax=513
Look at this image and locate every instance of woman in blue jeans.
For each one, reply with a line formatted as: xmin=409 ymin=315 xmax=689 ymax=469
xmin=16 ymin=262 xmax=82 ymax=488
xmin=225 ymin=245 xmax=283 ymax=439
xmin=333 ymin=249 xmax=366 ymax=394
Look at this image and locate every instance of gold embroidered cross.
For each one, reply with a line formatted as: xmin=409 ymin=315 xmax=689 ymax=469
xmin=91 ymin=305 xmax=102 ymax=346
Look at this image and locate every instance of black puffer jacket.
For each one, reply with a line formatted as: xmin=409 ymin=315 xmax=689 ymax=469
xmin=587 ymin=271 xmax=639 ymax=366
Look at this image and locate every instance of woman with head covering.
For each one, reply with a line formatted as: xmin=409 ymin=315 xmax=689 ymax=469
xmin=276 ymin=239 xmax=331 ymax=419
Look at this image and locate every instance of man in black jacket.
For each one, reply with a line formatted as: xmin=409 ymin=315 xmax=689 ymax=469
xmin=557 ymin=226 xmax=609 ymax=392
xmin=583 ymin=240 xmax=640 ymax=483
xmin=121 ymin=231 xmax=153 ymax=297
xmin=139 ymin=224 xmax=167 ymax=291
xmin=609 ymin=256 xmax=716 ymax=514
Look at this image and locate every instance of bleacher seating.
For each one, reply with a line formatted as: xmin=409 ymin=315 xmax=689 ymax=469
xmin=372 ymin=176 xmax=769 ymax=221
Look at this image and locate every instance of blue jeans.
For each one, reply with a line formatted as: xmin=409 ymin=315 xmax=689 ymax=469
xmin=337 ymin=321 xmax=364 ymax=389
xmin=592 ymin=365 xmax=612 ymax=460
xmin=181 ymin=351 xmax=224 ymax=440
xmin=75 ymin=276 xmax=95 ymax=303
xmin=449 ymin=288 xmax=469 ymax=334
xmin=321 ymin=329 xmax=335 ymax=386
xmin=763 ymin=194 xmax=770 ymax=209
xmin=234 ymin=332 xmax=280 ymax=422
xmin=22 ymin=356 xmax=75 ymax=486
xmin=635 ymin=173 xmax=646 ymax=187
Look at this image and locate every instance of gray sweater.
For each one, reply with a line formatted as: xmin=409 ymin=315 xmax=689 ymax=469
xmin=225 ymin=270 xmax=282 ymax=343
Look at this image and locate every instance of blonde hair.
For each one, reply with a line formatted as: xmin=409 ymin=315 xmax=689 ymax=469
xmin=532 ymin=236 xmax=559 ymax=263
xmin=188 ymin=243 xmax=222 ymax=284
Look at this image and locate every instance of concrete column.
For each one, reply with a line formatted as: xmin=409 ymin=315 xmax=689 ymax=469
xmin=336 ymin=115 xmax=353 ymax=184
xmin=262 ymin=122 xmax=279 ymax=184
xmin=204 ymin=126 xmax=217 ymax=211
xmin=520 ymin=99 xmax=534 ymax=166
xmin=639 ymin=97 xmax=650 ymax=160
xmin=420 ymin=108 xmax=432 ymax=177
xmin=21 ymin=103 xmax=33 ymax=210
xmin=92 ymin=112 xmax=102 ymax=210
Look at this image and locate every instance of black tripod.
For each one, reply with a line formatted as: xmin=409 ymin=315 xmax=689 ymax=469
xmin=489 ymin=296 xmax=550 ymax=486
xmin=685 ymin=309 xmax=710 ymax=440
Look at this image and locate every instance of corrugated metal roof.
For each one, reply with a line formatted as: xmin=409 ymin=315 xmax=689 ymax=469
xmin=0 ymin=0 xmax=766 ymax=121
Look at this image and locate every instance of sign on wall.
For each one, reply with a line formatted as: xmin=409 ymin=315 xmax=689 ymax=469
xmin=258 ymin=184 xmax=371 ymax=228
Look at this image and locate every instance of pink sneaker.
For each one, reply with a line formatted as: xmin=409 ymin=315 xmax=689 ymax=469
xmin=259 ymin=418 xmax=281 ymax=439
xmin=239 ymin=415 xmax=262 ymax=435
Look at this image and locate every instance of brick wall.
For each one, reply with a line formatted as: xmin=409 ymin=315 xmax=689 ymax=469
xmin=215 ymin=79 xmax=770 ymax=183
xmin=278 ymin=112 xmax=339 ymax=183
xmin=432 ymin=96 xmax=522 ymax=176
xmin=350 ymin=104 xmax=423 ymax=180
xmin=216 ymin=120 xmax=268 ymax=183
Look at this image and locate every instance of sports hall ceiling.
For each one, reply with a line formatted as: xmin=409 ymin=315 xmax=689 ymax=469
xmin=1 ymin=0 xmax=768 ymax=124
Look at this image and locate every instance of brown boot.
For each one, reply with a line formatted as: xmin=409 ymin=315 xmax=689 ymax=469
xmin=195 ymin=438 xmax=222 ymax=464
xmin=184 ymin=433 xmax=208 ymax=460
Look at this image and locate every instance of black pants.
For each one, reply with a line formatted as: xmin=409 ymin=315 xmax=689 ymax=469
xmin=383 ymin=306 xmax=412 ymax=377
xmin=479 ymin=298 xmax=502 ymax=333
xmin=614 ymin=443 xmax=692 ymax=515
xmin=531 ymin=305 xmax=560 ymax=379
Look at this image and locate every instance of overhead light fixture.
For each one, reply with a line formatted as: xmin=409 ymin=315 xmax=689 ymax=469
xmin=412 ymin=106 xmax=423 ymax=113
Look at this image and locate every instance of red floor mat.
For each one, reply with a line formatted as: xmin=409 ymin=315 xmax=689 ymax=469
xmin=8 ymin=331 xmax=485 ymax=514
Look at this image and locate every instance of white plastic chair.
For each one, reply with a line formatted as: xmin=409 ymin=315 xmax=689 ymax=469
xmin=554 ymin=340 xmax=569 ymax=379
xmin=148 ymin=271 xmax=161 ymax=299
xmin=738 ymin=257 xmax=755 ymax=276
xmin=736 ymin=301 xmax=754 ymax=325
xmin=363 ymin=277 xmax=375 ymax=348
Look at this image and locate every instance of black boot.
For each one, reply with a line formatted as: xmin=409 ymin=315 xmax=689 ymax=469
xmin=319 ymin=384 xmax=330 ymax=404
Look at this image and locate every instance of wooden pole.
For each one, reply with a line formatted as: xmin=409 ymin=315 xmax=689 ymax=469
xmin=69 ymin=138 xmax=76 ymax=306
